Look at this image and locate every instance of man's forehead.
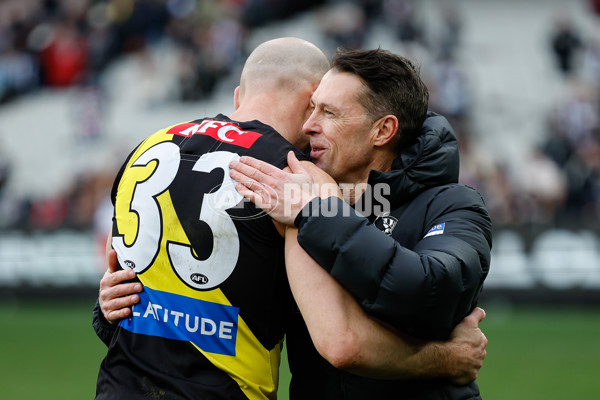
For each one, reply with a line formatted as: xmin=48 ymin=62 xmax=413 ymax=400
xmin=313 ymin=71 xmax=362 ymax=103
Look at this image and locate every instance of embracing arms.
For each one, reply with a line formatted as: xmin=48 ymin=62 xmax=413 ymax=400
xmin=93 ymin=152 xmax=489 ymax=383
xmin=229 ymin=152 xmax=488 ymax=382
xmin=230 ymin=151 xmax=492 ymax=339
xmin=93 ymin=230 xmax=487 ymax=385
xmin=284 ymin=225 xmax=486 ymax=382
xmin=92 ymin=236 xmax=142 ymax=346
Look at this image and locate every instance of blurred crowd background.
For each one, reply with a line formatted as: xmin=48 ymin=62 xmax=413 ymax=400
xmin=1 ymin=0 xmax=600 ymax=293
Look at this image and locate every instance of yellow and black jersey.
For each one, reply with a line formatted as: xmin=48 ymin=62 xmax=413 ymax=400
xmin=96 ymin=115 xmax=308 ymax=400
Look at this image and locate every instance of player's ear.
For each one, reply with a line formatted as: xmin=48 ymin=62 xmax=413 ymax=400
xmin=373 ymin=115 xmax=398 ymax=147
xmin=234 ymin=86 xmax=241 ymax=110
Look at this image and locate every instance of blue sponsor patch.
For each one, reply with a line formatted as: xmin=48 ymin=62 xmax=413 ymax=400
xmin=119 ymin=286 xmax=239 ymax=356
xmin=424 ymin=222 xmax=445 ymax=238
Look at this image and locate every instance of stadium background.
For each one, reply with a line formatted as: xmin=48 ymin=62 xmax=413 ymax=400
xmin=0 ymin=0 xmax=599 ymax=398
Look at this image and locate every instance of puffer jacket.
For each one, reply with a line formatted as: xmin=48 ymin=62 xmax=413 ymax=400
xmin=288 ymin=112 xmax=492 ymax=400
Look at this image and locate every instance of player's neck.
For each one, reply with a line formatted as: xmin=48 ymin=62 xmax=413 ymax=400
xmin=229 ymin=95 xmax=299 ymax=145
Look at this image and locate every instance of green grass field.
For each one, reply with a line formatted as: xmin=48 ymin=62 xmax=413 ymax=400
xmin=0 ymin=299 xmax=598 ymax=399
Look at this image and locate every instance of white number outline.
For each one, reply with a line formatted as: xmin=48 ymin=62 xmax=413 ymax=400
xmin=112 ymin=142 xmax=242 ymax=290
xmin=168 ymin=151 xmax=243 ymax=290
xmin=112 ymin=142 xmax=180 ymax=274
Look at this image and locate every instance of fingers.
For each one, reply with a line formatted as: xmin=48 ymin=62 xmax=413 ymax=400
xmin=287 ymin=151 xmax=306 ymax=174
xmin=470 ymin=307 xmax=486 ymax=324
xmin=230 ymin=159 xmax=269 ymax=183
xmin=231 ymin=155 xmax=284 ymax=180
xmin=102 ymin=293 xmax=140 ymax=323
xmin=234 ymin=180 xmax=276 ymax=211
xmin=99 ymin=250 xmax=143 ymax=324
xmin=102 ymin=291 xmax=140 ymax=311
xmin=230 ymin=171 xmax=273 ymax=199
xmin=106 ymin=307 xmax=133 ymax=322
xmin=230 ymin=162 xmax=279 ymax=202
xmin=481 ymin=331 xmax=489 ymax=353
xmin=230 ymin=157 xmax=281 ymax=210
xmin=239 ymin=155 xmax=284 ymax=176
xmin=99 ymin=270 xmax=142 ymax=324
xmin=100 ymin=279 xmax=143 ymax=300
xmin=107 ymin=249 xmax=119 ymax=273
xmin=100 ymin=268 xmax=137 ymax=290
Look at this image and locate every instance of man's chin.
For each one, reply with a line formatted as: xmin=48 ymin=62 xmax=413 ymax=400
xmin=312 ymin=158 xmax=326 ymax=170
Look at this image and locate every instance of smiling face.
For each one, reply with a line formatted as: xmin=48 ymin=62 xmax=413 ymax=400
xmin=303 ymin=70 xmax=379 ymax=185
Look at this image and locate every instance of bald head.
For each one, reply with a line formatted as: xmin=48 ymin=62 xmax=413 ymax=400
xmin=239 ymin=37 xmax=330 ymax=100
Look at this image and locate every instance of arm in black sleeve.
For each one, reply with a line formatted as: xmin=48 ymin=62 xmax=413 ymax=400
xmin=93 ymin=297 xmax=117 ymax=347
xmin=294 ymin=197 xmax=395 ymax=301
xmin=295 ymin=187 xmax=492 ymax=340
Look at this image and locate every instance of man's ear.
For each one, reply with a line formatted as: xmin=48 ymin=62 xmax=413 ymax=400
xmin=373 ymin=115 xmax=399 ymax=147
xmin=234 ymin=86 xmax=241 ymax=110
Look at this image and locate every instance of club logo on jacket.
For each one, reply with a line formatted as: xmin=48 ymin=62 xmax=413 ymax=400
xmin=374 ymin=212 xmax=398 ymax=236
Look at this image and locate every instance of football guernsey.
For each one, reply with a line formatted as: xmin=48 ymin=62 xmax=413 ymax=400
xmin=95 ymin=115 xmax=308 ymax=400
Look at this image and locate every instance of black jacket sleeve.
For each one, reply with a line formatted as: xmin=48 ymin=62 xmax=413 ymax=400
xmin=295 ymin=188 xmax=492 ymax=340
xmin=93 ymin=297 xmax=117 ymax=347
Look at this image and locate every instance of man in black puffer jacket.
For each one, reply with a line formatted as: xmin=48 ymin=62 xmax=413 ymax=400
xmin=231 ymin=48 xmax=492 ymax=399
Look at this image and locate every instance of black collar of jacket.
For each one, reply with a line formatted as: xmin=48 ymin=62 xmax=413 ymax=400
xmin=363 ymin=111 xmax=460 ymax=211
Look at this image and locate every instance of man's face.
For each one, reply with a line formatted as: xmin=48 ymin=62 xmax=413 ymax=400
xmin=303 ymin=70 xmax=376 ymax=184
xmin=293 ymin=84 xmax=321 ymax=151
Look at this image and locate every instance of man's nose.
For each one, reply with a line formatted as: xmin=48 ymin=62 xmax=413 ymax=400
xmin=302 ymin=113 xmax=319 ymax=135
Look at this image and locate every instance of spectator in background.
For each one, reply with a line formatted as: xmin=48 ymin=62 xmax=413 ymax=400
xmin=543 ymin=116 xmax=575 ymax=169
xmin=28 ymin=194 xmax=69 ymax=231
xmin=38 ymin=20 xmax=88 ymax=87
xmin=558 ymin=138 xmax=600 ymax=229
xmin=542 ymin=80 xmax=600 ymax=228
xmin=0 ymin=0 xmax=41 ymax=102
xmin=552 ymin=80 xmax=598 ymax=154
xmin=356 ymin=0 xmax=383 ymax=28
xmin=588 ymin=0 xmax=600 ymax=17
xmin=0 ymin=147 xmax=9 ymax=193
xmin=573 ymin=137 xmax=600 ymax=229
xmin=480 ymin=163 xmax=521 ymax=228
xmin=456 ymin=126 xmax=507 ymax=225
xmin=550 ymin=14 xmax=584 ymax=77
xmin=206 ymin=3 xmax=246 ymax=76
xmin=383 ymin=0 xmax=423 ymax=45
xmin=0 ymin=145 xmax=25 ymax=230
xmin=581 ymin=37 xmax=600 ymax=88
xmin=240 ymin=0 xmax=325 ymax=28
xmin=426 ymin=51 xmax=471 ymax=133
xmin=435 ymin=1 xmax=463 ymax=59
xmin=169 ymin=0 xmax=247 ymax=101
xmin=0 ymin=46 xmax=39 ymax=102
xmin=318 ymin=2 xmax=367 ymax=51
xmin=517 ymin=147 xmax=567 ymax=225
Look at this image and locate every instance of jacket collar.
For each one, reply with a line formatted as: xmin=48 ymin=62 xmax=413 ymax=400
xmin=366 ymin=112 xmax=460 ymax=209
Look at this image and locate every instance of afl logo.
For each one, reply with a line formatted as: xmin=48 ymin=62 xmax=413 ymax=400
xmin=124 ymin=260 xmax=136 ymax=269
xmin=191 ymin=273 xmax=209 ymax=285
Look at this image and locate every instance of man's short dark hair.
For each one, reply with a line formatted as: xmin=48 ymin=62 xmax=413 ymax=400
xmin=331 ymin=48 xmax=429 ymax=151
